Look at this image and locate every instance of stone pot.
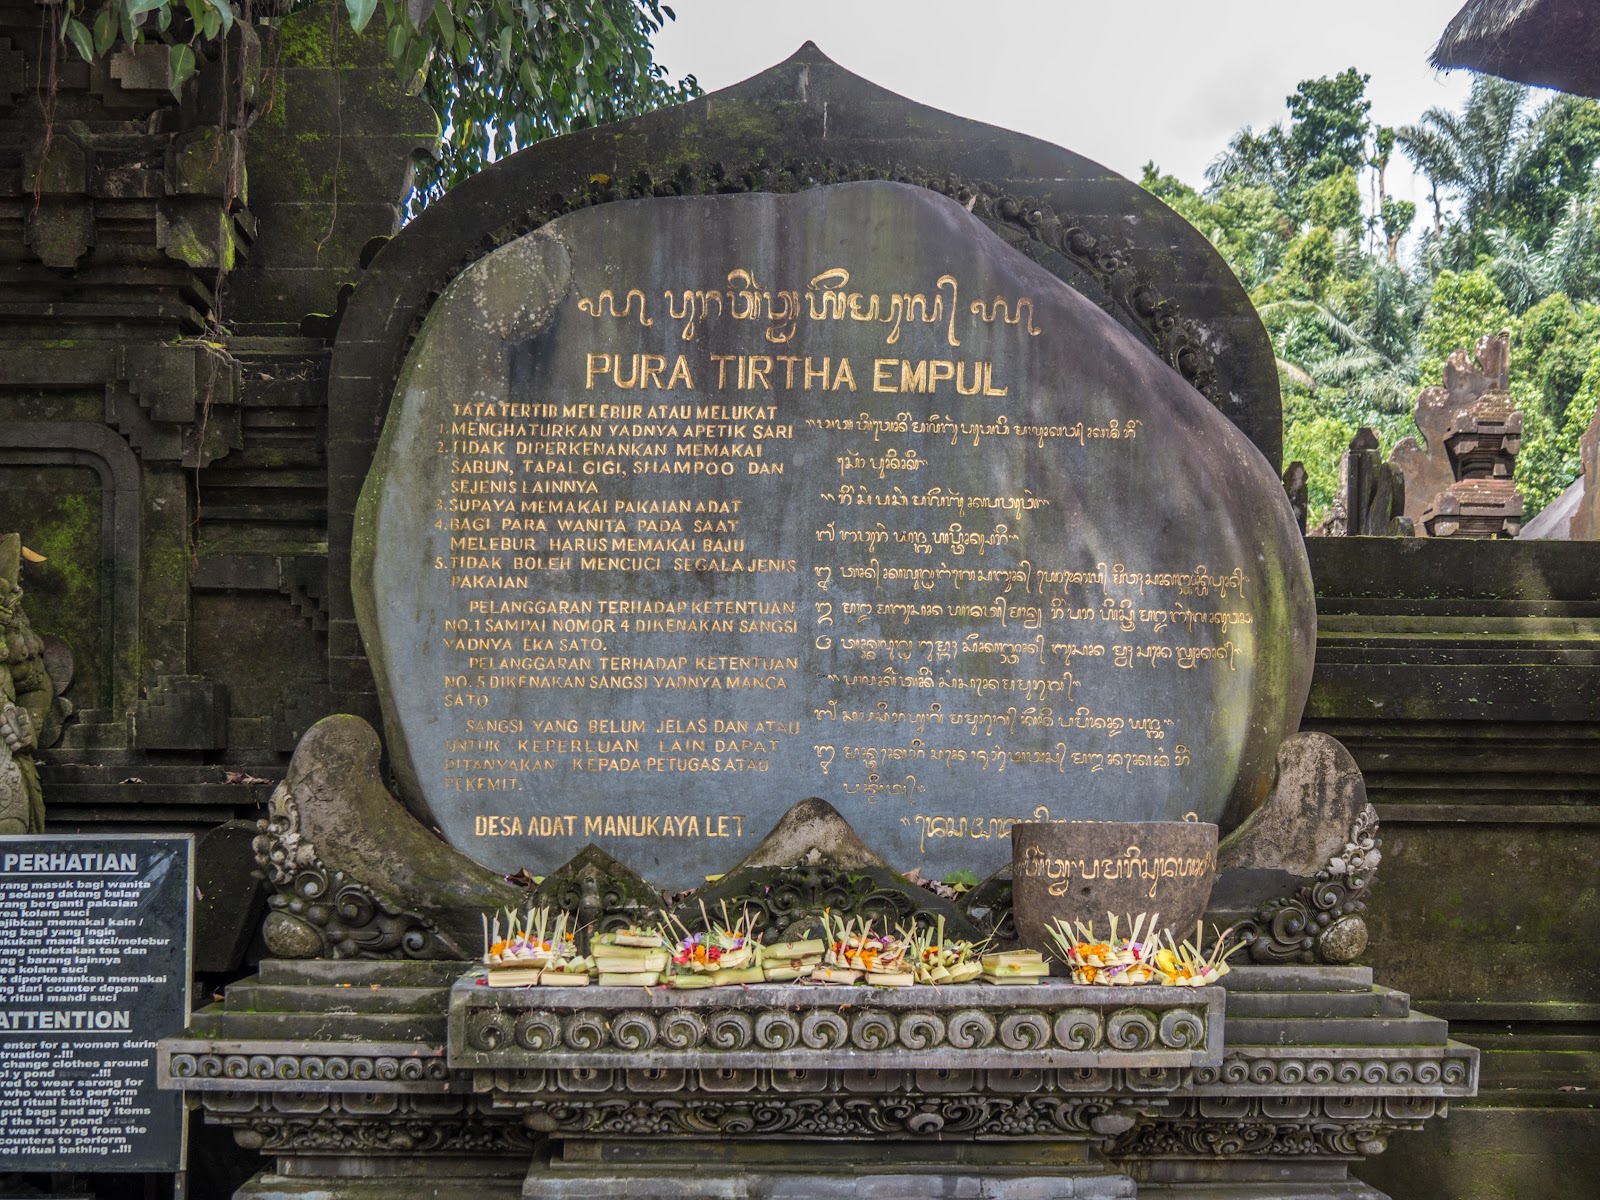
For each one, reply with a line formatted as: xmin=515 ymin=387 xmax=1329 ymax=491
xmin=1010 ymin=820 xmax=1218 ymax=954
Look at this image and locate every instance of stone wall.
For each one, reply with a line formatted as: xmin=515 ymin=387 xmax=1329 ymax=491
xmin=0 ymin=3 xmax=428 ymax=839
xmin=1303 ymin=538 xmax=1600 ymax=1199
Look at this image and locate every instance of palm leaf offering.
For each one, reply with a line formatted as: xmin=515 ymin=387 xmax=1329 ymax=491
xmin=664 ymin=901 xmax=764 ymax=987
xmin=906 ymin=916 xmax=986 ymax=985
xmin=481 ymin=905 xmax=593 ymax=988
xmin=1045 ymin=913 xmax=1242 ymax=987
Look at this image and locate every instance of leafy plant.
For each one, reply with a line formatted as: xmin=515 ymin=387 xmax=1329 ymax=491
xmin=44 ymin=0 xmax=697 ymax=209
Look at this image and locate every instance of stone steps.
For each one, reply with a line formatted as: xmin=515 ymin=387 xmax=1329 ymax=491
xmin=1225 ymin=985 xmax=1411 ymax=1021
xmin=186 ymin=1001 xmax=444 ymax=1042
xmin=223 ymin=982 xmax=449 ymax=1015
xmin=256 ymin=958 xmax=470 ymax=987
xmin=1222 ymin=966 xmax=1372 ymax=993
xmin=1224 ymin=1012 xmax=1450 ymax=1048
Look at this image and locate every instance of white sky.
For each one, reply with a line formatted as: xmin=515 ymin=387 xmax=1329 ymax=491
xmin=654 ymin=0 xmax=1480 ymax=215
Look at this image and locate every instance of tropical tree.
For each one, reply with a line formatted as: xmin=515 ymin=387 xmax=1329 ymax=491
xmin=1398 ymin=78 xmax=1600 ymax=268
xmin=1284 ymin=68 xmax=1372 ymax=187
xmin=1147 ymin=65 xmax=1600 ymax=525
xmin=1484 ymin=187 xmax=1600 ymax=311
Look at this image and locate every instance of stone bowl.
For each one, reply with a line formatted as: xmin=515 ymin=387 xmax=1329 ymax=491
xmin=1010 ymin=820 xmax=1218 ymax=955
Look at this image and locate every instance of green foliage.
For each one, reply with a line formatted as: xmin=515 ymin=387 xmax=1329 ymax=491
xmin=1416 ymin=269 xmax=1512 ymax=387
xmin=404 ymin=0 xmax=700 ymax=209
xmin=1154 ymin=68 xmax=1600 ymax=528
xmin=1511 ymin=294 xmax=1600 ymax=423
xmin=1280 ymin=397 xmax=1355 ymax=522
xmin=1380 ymin=197 xmax=1415 ymax=255
xmin=41 ymin=0 xmax=697 ymax=211
xmin=1500 ymin=94 xmax=1600 ymax=248
xmin=1285 ymin=68 xmax=1371 ymax=186
xmin=1277 ymin=228 xmax=1337 ymax=301
xmin=1516 ymin=344 xmax=1600 ymax=515
xmin=1400 ymin=79 xmax=1600 ymax=268
xmin=1305 ymin=167 xmax=1362 ymax=236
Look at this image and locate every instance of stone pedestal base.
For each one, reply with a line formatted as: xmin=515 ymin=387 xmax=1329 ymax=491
xmin=236 ymin=1156 xmax=524 ymax=1200
xmin=1133 ymin=1159 xmax=1388 ymax=1197
xmin=162 ymin=960 xmax=1468 ymax=1200
xmin=526 ymin=1139 xmax=1135 ymax=1199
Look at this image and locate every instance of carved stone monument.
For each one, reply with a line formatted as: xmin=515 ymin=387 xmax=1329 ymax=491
xmin=354 ymin=181 xmax=1315 ymax=887
xmin=1316 ymin=428 xmax=1412 ymax=536
xmin=159 ymin=47 xmax=1473 ymax=1200
xmin=1419 ymin=387 xmax=1524 ymax=538
xmin=0 ymin=534 xmax=62 ymax=834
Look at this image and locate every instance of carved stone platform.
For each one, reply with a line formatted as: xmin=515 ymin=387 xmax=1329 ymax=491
xmin=161 ymin=960 xmax=1475 ymax=1199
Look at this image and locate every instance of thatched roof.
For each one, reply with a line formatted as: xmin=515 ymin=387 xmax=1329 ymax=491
xmin=1433 ymin=0 xmax=1600 ymax=98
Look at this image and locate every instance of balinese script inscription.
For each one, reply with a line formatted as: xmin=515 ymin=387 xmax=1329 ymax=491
xmin=358 ymin=182 xmax=1314 ymax=885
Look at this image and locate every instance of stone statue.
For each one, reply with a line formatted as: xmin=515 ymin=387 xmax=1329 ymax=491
xmin=0 ymin=534 xmax=55 ymax=834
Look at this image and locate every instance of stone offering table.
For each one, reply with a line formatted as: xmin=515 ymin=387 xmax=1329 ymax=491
xmin=162 ymin=960 xmax=1476 ymax=1198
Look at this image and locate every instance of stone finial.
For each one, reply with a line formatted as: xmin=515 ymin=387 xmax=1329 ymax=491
xmin=1389 ymin=331 xmax=1513 ymax=530
xmin=1420 ymin=385 xmax=1525 ymax=538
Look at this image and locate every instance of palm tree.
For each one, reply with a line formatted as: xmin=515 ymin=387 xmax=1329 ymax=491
xmin=1261 ymin=266 xmax=1420 ymax=414
xmin=1396 ymin=124 xmax=1456 ymax=237
xmin=1398 ymin=76 xmax=1531 ymax=248
xmin=1206 ymin=125 xmax=1288 ymax=201
xmin=1484 ymin=188 xmax=1600 ymax=311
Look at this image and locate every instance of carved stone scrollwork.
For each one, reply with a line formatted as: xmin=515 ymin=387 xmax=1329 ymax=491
xmin=249 ymin=715 xmax=524 ymax=960
xmin=198 ymin=1093 xmax=537 ymax=1155
xmin=1112 ymin=1095 xmax=1435 ymax=1159
xmin=1233 ymin=804 xmax=1383 ymax=965
xmin=532 ymin=844 xmax=663 ymax=950
xmin=166 ymin=1048 xmax=452 ymax=1090
xmin=515 ymin=1094 xmax=1153 ymax=1141
xmin=685 ymin=861 xmax=976 ymax=944
xmin=450 ymin=985 xmax=1221 ymax=1072
xmin=1191 ymin=1052 xmax=1473 ymax=1092
xmin=253 ymin=779 xmax=461 ymax=960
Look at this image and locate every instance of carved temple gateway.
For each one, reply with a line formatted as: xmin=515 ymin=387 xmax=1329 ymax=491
xmin=10 ymin=7 xmax=1598 ymax=1197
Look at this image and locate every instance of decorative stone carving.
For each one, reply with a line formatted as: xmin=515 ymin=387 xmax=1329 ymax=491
xmin=1317 ymin=428 xmax=1411 ymax=536
xmin=1421 ymin=389 xmax=1525 ymax=538
xmin=1217 ymin=732 xmax=1369 ymax=878
xmin=253 ymin=714 xmax=523 ymax=959
xmin=1388 ymin=332 xmax=1511 ymax=530
xmin=1190 ymin=1048 xmax=1475 ymax=1093
xmin=513 ymin=1093 xmax=1151 ymax=1142
xmin=0 ymin=534 xmax=58 ymax=834
xmin=166 ymin=1043 xmax=454 ymax=1091
xmin=1233 ymin=804 xmax=1383 ymax=965
xmin=196 ymin=1092 xmax=538 ymax=1156
xmin=530 ymin=844 xmax=662 ymax=952
xmin=449 ymin=980 xmax=1222 ymax=1072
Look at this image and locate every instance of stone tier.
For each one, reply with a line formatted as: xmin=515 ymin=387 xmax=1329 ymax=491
xmin=160 ymin=960 xmax=1474 ymax=1199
